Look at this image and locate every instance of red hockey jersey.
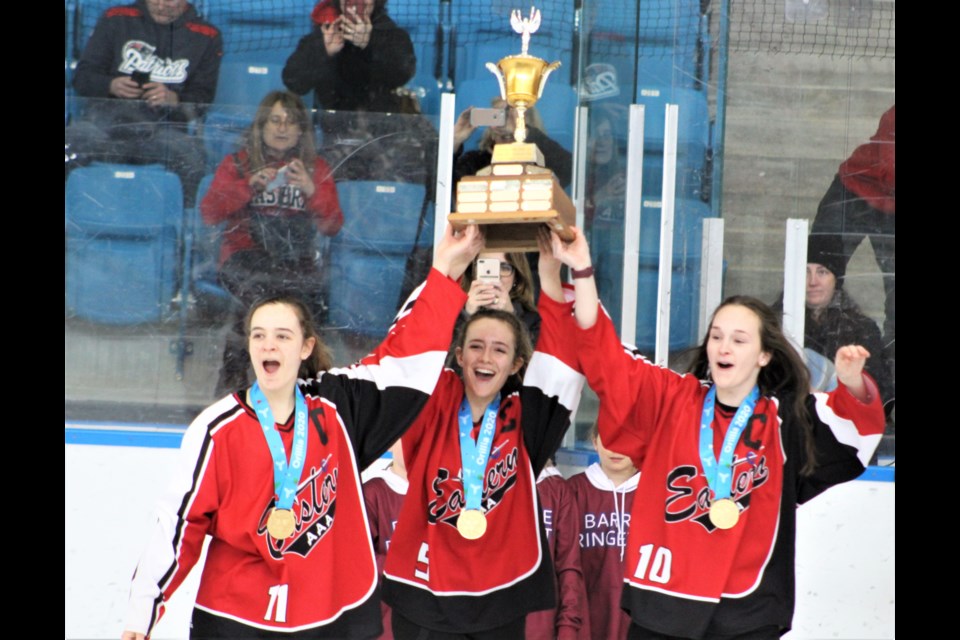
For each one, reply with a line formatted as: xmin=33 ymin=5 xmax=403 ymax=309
xmin=124 ymin=270 xmax=466 ymax=637
xmin=574 ymin=305 xmax=885 ymax=638
xmin=381 ymin=294 xmax=585 ymax=633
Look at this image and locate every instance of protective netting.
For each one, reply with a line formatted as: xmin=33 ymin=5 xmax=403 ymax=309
xmin=724 ymin=0 xmax=895 ymax=60
xmin=70 ymin=1 xmax=894 ymax=67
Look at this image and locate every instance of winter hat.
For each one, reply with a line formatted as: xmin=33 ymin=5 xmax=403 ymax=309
xmin=312 ymin=0 xmax=339 ymax=24
xmin=807 ymin=233 xmax=846 ymax=285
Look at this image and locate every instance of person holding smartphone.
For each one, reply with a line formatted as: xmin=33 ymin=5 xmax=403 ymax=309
xmin=452 ymin=98 xmax=573 ymax=189
xmin=283 ymin=0 xmax=415 ymax=115
xmin=67 ymin=0 xmax=222 ymax=205
xmin=201 ymin=91 xmax=343 ymax=397
xmin=459 ymin=251 xmax=541 ymax=348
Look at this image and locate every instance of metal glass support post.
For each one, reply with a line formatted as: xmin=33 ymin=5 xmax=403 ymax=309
xmin=699 ymin=218 xmax=725 ymax=338
xmin=782 ymin=218 xmax=809 ymax=355
xmin=434 ymin=92 xmax=457 ymax=257
xmin=621 ymin=104 xmax=645 ymax=346
xmin=655 ymin=104 xmax=679 ymax=366
xmin=573 ymin=105 xmax=589 ymax=231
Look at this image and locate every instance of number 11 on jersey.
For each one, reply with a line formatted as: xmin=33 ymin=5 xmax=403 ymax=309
xmin=265 ymin=584 xmax=289 ymax=622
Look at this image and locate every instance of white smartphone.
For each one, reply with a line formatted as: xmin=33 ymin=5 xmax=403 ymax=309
xmin=470 ymin=107 xmax=507 ymax=128
xmin=476 ymin=258 xmax=501 ymax=283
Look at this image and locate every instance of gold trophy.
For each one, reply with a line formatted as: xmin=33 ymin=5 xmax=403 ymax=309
xmin=448 ymin=6 xmax=576 ymax=251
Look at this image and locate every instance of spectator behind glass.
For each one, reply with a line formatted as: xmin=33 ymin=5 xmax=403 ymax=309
xmin=67 ymin=0 xmax=222 ymax=205
xmin=810 ymin=105 xmax=894 ymax=400
xmin=460 ymin=251 xmax=541 ymax=347
xmin=803 ymin=234 xmax=893 ymax=409
xmin=283 ymin=0 xmax=415 ymax=118
xmin=584 ymin=105 xmax=626 ymax=225
xmin=201 ymin=90 xmax=343 ymax=397
xmin=453 ymin=98 xmax=573 ymax=188
xmin=526 ymin=458 xmax=589 ymax=640
xmin=363 ymin=440 xmax=408 ymax=640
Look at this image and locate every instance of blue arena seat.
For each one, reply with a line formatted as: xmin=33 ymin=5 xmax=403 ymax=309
xmin=200 ymin=106 xmax=252 ymax=172
xmin=201 ymin=0 xmax=314 ymax=57
xmin=65 ymin=163 xmax=184 ymax=324
xmin=72 ymin=0 xmax=117 ymax=57
xmin=185 ymin=174 xmax=230 ymax=305
xmin=327 ymin=180 xmax=429 ymax=336
xmin=214 ymin=53 xmax=289 ymax=108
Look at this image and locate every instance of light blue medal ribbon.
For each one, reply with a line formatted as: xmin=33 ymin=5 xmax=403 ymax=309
xmin=699 ymin=385 xmax=759 ymax=503
xmin=458 ymin=394 xmax=500 ymax=513
xmin=250 ymin=382 xmax=309 ymax=511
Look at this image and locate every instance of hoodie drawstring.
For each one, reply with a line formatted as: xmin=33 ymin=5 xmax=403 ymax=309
xmin=614 ymin=485 xmax=627 ymax=562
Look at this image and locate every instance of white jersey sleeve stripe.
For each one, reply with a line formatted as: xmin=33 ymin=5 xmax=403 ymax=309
xmin=524 ymin=351 xmax=586 ymax=415
xmin=812 ymin=393 xmax=882 ymax=467
xmin=328 ymin=351 xmax=450 ymax=395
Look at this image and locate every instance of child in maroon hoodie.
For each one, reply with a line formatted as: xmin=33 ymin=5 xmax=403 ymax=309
xmin=568 ymin=425 xmax=640 ymax=640
xmin=363 ymin=440 xmax=408 ymax=640
xmin=525 ymin=459 xmax=589 ymax=640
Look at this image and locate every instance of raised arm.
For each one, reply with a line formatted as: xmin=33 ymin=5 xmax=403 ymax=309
xmin=321 ymin=225 xmax=482 ymax=466
xmin=544 ymin=227 xmax=598 ymax=329
xmin=521 ymin=272 xmax=586 ymax=476
xmin=544 ymin=228 xmax=693 ymax=465
xmin=835 ymin=344 xmax=871 ymax=402
xmin=363 ymin=16 xmax=416 ymax=90
xmin=796 ymin=344 xmax=885 ymax=502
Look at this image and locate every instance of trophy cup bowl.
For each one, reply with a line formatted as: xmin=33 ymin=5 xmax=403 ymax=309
xmin=486 ymin=55 xmax=561 ymax=144
xmin=496 ymin=55 xmax=557 ymax=108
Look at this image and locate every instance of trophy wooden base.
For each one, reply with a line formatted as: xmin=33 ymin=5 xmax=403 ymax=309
xmin=449 ymin=172 xmax=575 ymax=252
xmin=448 ymin=209 xmax=573 ymax=251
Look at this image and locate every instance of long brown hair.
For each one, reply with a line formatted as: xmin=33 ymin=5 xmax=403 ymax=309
xmin=688 ymin=295 xmax=817 ymax=474
xmin=246 ymin=90 xmax=317 ymax=172
xmin=245 ymin=294 xmax=333 ymax=380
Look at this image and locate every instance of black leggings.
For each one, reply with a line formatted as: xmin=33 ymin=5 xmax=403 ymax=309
xmin=391 ymin=609 xmax=525 ymax=640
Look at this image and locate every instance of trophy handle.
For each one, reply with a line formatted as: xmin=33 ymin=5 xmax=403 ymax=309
xmin=536 ymin=61 xmax=563 ymax=101
xmin=486 ymin=62 xmax=507 ymax=101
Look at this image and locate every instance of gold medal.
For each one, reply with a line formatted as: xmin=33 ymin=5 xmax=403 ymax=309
xmin=457 ymin=509 xmax=487 ymax=540
xmin=709 ymin=498 xmax=739 ymax=530
xmin=267 ymin=508 xmax=297 ymax=539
